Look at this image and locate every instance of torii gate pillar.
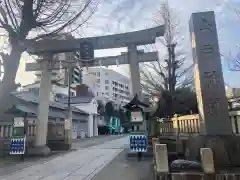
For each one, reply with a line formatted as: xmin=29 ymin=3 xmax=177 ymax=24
xmin=28 ymin=56 xmax=52 ymax=155
xmin=36 ymin=59 xmax=51 ymax=152
xmin=128 ymin=45 xmax=142 ymax=99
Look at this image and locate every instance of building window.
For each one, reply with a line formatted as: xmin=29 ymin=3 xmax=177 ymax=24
xmin=105 ymin=80 xmax=109 ymax=84
xmin=96 ymin=79 xmax=100 ymax=83
xmin=105 ymin=86 xmax=109 ymax=90
xmin=97 ymin=72 xmax=100 ymax=77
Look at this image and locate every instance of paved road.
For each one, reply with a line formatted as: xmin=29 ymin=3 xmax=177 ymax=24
xmin=0 ymin=136 xmax=128 ymax=180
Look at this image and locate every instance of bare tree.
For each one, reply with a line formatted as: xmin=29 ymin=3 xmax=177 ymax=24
xmin=0 ymin=0 xmax=98 ymax=113
xmin=141 ymin=2 xmax=193 ymax=116
xmin=220 ymin=3 xmax=240 ymax=71
xmin=221 ymin=51 xmax=240 ymax=71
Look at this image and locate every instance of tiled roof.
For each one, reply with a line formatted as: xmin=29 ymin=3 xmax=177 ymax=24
xmin=11 ymin=91 xmax=88 ymax=115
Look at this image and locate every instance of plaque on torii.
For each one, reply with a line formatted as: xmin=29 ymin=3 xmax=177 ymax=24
xmin=24 ymin=25 xmax=165 ymax=150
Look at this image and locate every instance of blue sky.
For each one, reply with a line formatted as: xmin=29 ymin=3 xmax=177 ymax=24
xmin=17 ymin=0 xmax=240 ymax=87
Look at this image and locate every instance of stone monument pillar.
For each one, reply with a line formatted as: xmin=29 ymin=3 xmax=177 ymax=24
xmin=189 ymin=11 xmax=232 ymax=135
xmin=186 ymin=11 xmax=240 ymax=168
xmin=128 ymin=44 xmax=142 ymax=99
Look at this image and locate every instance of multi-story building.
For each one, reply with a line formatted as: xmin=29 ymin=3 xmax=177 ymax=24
xmin=82 ymin=67 xmax=132 ymax=107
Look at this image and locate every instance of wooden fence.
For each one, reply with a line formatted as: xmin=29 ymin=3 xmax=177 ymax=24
xmin=0 ymin=121 xmax=65 ymax=156
xmin=159 ymin=111 xmax=240 ymax=137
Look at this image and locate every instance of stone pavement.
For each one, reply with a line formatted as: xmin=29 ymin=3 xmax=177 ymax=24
xmin=0 ymin=136 xmax=128 ymax=180
xmin=0 ymin=135 xmax=125 ymax=176
xmin=72 ymin=134 xmax=125 ymax=149
xmin=92 ymin=149 xmax=154 ymax=180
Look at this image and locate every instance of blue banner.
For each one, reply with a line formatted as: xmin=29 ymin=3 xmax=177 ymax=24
xmin=129 ymin=135 xmax=147 ymax=152
xmin=10 ymin=137 xmax=26 ymax=155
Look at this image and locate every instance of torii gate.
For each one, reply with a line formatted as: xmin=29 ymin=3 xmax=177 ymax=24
xmin=25 ymin=25 xmax=165 ymax=154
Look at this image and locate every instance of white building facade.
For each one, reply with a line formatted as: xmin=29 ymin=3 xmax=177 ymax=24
xmin=82 ymin=67 xmax=132 ymax=107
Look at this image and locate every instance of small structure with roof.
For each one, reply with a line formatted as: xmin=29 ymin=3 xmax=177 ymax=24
xmin=57 ymin=84 xmax=99 ymax=137
xmin=20 ymin=82 xmax=99 ymax=138
xmin=123 ymin=94 xmax=149 ymax=132
xmin=123 ymin=95 xmax=150 ymax=160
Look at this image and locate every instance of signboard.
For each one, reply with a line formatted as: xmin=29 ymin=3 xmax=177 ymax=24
xmin=129 ymin=135 xmax=147 ymax=152
xmin=9 ymin=136 xmax=26 ymax=155
xmin=10 ymin=117 xmax=26 ymax=155
xmin=131 ymin=111 xmax=143 ymax=123
xmin=64 ymin=119 xmax=71 ymax=130
xmin=13 ymin=117 xmax=24 ymax=127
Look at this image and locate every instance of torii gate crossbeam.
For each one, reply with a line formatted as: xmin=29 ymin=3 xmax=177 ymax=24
xmin=26 ymin=26 xmax=165 ymax=54
xmin=25 ymin=51 xmax=158 ymax=71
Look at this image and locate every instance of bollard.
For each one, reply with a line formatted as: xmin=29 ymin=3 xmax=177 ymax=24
xmin=152 ymin=138 xmax=159 ymax=154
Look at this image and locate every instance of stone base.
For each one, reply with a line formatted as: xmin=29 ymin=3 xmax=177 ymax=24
xmin=47 ymin=140 xmax=71 ymax=151
xmin=185 ymin=135 xmax=240 ymax=169
xmin=27 ymin=145 xmax=51 ymax=157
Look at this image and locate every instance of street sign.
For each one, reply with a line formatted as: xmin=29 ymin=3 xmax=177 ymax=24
xmin=129 ymin=134 xmax=147 ymax=152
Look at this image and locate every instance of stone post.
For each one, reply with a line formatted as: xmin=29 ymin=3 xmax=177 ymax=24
xmin=34 ymin=58 xmax=52 ymax=155
xmin=128 ymin=44 xmax=141 ymax=99
xmin=154 ymin=143 xmax=169 ymax=180
xmin=200 ymin=148 xmax=215 ymax=174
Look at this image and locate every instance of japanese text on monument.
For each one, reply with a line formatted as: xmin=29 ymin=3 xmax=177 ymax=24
xmin=206 ymin=98 xmax=220 ymax=115
xmin=203 ymin=71 xmax=221 ymax=89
